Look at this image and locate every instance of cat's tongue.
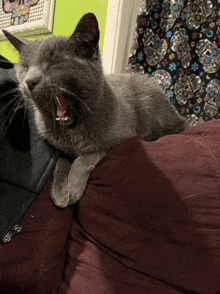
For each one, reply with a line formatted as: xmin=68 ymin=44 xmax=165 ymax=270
xmin=55 ymin=94 xmax=68 ymax=118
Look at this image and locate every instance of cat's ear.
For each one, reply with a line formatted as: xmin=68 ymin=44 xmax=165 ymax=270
xmin=71 ymin=13 xmax=100 ymax=46
xmin=2 ymin=30 xmax=27 ymax=52
xmin=71 ymin=13 xmax=100 ymax=58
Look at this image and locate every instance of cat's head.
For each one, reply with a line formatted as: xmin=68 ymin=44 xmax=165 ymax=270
xmin=3 ymin=13 xmax=104 ymax=153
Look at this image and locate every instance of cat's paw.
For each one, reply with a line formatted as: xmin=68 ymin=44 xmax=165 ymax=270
xmin=51 ymin=158 xmax=71 ymax=208
xmin=67 ymin=152 xmax=106 ymax=204
xmin=68 ymin=180 xmax=87 ymax=204
xmin=51 ymin=180 xmax=70 ymax=208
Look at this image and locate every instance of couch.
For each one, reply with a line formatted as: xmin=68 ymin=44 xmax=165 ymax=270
xmin=1 ymin=125 xmax=220 ymax=293
xmin=0 ymin=55 xmax=220 ymax=294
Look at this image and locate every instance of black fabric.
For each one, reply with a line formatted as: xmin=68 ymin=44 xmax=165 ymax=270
xmin=0 ymin=55 xmax=14 ymax=69
xmin=127 ymin=0 xmax=220 ymax=127
xmin=0 ymin=55 xmax=60 ymax=242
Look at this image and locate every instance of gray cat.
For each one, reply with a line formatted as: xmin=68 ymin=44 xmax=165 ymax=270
xmin=3 ymin=13 xmax=188 ymax=207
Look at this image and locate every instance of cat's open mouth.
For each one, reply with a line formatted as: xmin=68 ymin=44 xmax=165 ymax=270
xmin=54 ymin=94 xmax=73 ymax=125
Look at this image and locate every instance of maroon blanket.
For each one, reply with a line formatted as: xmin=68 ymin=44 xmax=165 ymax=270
xmin=1 ymin=120 xmax=220 ymax=294
xmin=60 ymin=120 xmax=220 ymax=294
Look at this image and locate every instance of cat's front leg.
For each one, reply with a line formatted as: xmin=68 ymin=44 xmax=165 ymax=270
xmin=51 ymin=158 xmax=71 ymax=208
xmin=68 ymin=152 xmax=106 ymax=205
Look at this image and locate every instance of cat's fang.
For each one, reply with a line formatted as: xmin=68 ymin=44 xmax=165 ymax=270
xmin=55 ymin=96 xmax=62 ymax=108
xmin=55 ymin=94 xmax=68 ymax=118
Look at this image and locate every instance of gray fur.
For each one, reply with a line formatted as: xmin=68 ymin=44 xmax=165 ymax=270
xmin=3 ymin=13 xmax=188 ymax=207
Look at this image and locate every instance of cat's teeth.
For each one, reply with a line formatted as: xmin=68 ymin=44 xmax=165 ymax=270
xmin=56 ymin=117 xmax=70 ymax=121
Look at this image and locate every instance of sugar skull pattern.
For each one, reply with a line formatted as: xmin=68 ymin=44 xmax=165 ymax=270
xmin=130 ymin=29 xmax=139 ymax=56
xmin=185 ymin=0 xmax=213 ymax=30
xmin=143 ymin=29 xmax=168 ymax=65
xmin=160 ymin=0 xmax=184 ymax=31
xmin=171 ymin=28 xmax=192 ymax=67
xmin=196 ymin=39 xmax=220 ymax=73
xmin=150 ymin=69 xmax=172 ymax=93
xmin=127 ymin=63 xmax=144 ymax=74
xmin=204 ymin=79 xmax=220 ymax=116
xmin=127 ymin=0 xmax=220 ymax=125
xmin=3 ymin=0 xmax=40 ymax=25
xmin=174 ymin=74 xmax=201 ymax=105
xmin=139 ymin=0 xmax=158 ymax=15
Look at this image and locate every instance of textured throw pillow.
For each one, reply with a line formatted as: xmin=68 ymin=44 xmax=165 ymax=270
xmin=0 ymin=177 xmax=73 ymax=294
xmin=59 ymin=120 xmax=220 ymax=294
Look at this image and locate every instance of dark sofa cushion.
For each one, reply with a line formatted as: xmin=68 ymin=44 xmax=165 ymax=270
xmin=1 ymin=120 xmax=220 ymax=294
xmin=59 ymin=120 xmax=220 ymax=294
xmin=0 ymin=177 xmax=73 ymax=294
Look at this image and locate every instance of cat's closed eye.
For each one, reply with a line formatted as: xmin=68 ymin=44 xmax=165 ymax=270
xmin=47 ymin=62 xmax=59 ymax=69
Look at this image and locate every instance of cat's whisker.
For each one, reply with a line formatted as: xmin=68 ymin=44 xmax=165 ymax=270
xmin=0 ymin=88 xmax=18 ymax=99
xmin=0 ymin=96 xmax=23 ymax=134
xmin=49 ymin=87 xmax=60 ymax=133
xmin=7 ymin=98 xmax=24 ymax=126
xmin=13 ymin=98 xmax=24 ymax=112
xmin=12 ymin=98 xmax=27 ymax=130
xmin=1 ymin=96 xmax=21 ymax=118
xmin=59 ymin=87 xmax=92 ymax=113
xmin=21 ymin=101 xmax=28 ymax=131
xmin=0 ymin=95 xmax=20 ymax=115
xmin=66 ymin=101 xmax=80 ymax=118
xmin=55 ymin=96 xmax=62 ymax=109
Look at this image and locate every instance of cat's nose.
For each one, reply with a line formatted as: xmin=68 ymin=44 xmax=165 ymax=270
xmin=25 ymin=75 xmax=42 ymax=91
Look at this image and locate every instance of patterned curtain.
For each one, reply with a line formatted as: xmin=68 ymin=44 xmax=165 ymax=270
xmin=127 ymin=0 xmax=220 ymax=126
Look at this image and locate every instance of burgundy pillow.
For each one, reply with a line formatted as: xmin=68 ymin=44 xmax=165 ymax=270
xmin=59 ymin=120 xmax=220 ymax=294
xmin=0 ymin=177 xmax=73 ymax=294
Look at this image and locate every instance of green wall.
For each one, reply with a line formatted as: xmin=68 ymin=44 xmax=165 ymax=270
xmin=0 ymin=0 xmax=108 ymax=62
